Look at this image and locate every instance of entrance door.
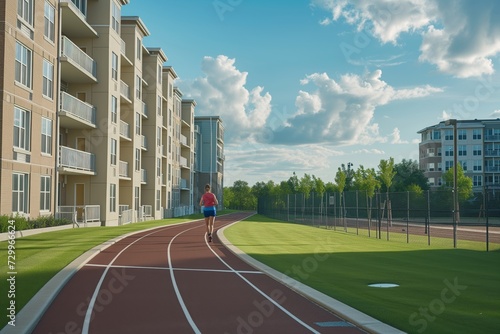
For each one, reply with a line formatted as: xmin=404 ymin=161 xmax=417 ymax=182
xmin=75 ymin=184 xmax=85 ymax=221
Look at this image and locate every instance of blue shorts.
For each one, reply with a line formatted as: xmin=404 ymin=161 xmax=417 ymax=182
xmin=203 ymin=206 xmax=216 ymax=217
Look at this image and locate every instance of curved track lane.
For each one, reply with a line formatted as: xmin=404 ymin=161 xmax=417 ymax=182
xmin=32 ymin=212 xmax=367 ymax=334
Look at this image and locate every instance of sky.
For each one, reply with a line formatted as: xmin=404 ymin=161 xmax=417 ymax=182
xmin=122 ymin=0 xmax=500 ymax=186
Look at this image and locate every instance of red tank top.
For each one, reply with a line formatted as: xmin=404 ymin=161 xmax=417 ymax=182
xmin=202 ymin=192 xmax=216 ymax=207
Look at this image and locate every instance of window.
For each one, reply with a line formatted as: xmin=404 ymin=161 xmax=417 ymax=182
xmin=157 ymin=127 xmax=161 ymax=146
xmin=459 ymin=161 xmax=467 ymax=171
xmin=473 ymin=145 xmax=482 ymax=156
xmin=437 ymin=162 xmax=442 ymax=171
xmin=458 ymin=145 xmax=467 ymax=156
xmin=15 ymin=42 xmax=32 ymax=88
xmin=444 ymin=130 xmax=453 ymax=141
xmin=156 ymin=190 xmax=160 ymax=211
xmin=427 ymin=163 xmax=435 ymax=172
xmin=111 ymin=1 xmax=120 ymax=33
xmin=473 ymin=129 xmax=482 ymax=140
xmin=71 ymin=0 xmax=86 ymax=15
xmin=18 ymin=0 xmax=34 ymax=26
xmin=41 ymin=118 xmax=52 ymax=154
xmin=445 ymin=160 xmax=453 ymax=171
xmin=157 ymin=158 xmax=161 ymax=177
xmin=111 ymin=95 xmax=117 ymax=123
xmin=433 ymin=130 xmax=441 ymax=140
xmin=157 ymin=95 xmax=162 ymax=115
xmin=426 ymin=148 xmax=435 ymax=157
xmin=428 ymin=178 xmax=435 ymax=186
xmin=134 ymin=186 xmax=139 ymax=210
xmin=40 ymin=175 xmax=51 ymax=211
xmin=44 ymin=1 xmax=55 ymax=41
xmin=111 ymin=52 xmax=118 ymax=80
xmin=136 ymin=75 xmax=141 ymax=99
xmin=110 ymin=184 xmax=116 ymax=212
xmin=42 ymin=59 xmax=54 ymax=99
xmin=458 ymin=129 xmax=467 ymax=140
xmin=14 ymin=106 xmax=31 ymax=151
xmin=12 ymin=173 xmax=29 ymax=213
xmin=473 ymin=175 xmax=482 ymax=187
xmin=473 ymin=160 xmax=482 ymax=172
xmin=136 ymin=37 xmax=141 ymax=60
xmin=110 ymin=139 xmax=117 ymax=165
xmin=135 ymin=148 xmax=140 ymax=171
xmin=445 ymin=146 xmax=453 ymax=157
xmin=135 ymin=113 xmax=141 ymax=135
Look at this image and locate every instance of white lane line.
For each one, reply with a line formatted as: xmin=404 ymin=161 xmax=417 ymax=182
xmin=167 ymin=224 xmax=203 ymax=334
xmin=81 ymin=225 xmax=175 ymax=334
xmin=209 ymin=216 xmax=321 ymax=334
xmin=84 ymin=263 xmax=262 ymax=274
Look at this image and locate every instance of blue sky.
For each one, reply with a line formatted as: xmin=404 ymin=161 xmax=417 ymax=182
xmin=122 ymin=0 xmax=500 ymax=186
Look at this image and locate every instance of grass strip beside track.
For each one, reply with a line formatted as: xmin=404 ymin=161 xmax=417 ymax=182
xmin=0 ymin=213 xmax=210 ymax=329
xmin=224 ymin=215 xmax=500 ymax=334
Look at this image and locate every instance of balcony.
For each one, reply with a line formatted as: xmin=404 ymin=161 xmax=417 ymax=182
xmin=119 ymin=160 xmax=130 ymax=179
xmin=120 ymin=120 xmax=131 ymax=141
xmin=141 ymin=169 xmax=147 ymax=184
xmin=180 ymin=134 xmax=188 ymax=147
xmin=58 ymin=146 xmax=96 ymax=175
xmin=60 ymin=0 xmax=98 ymax=38
xmin=60 ymin=36 xmax=97 ymax=83
xmin=120 ymin=80 xmax=132 ymax=103
xmin=141 ymin=135 xmax=147 ymax=150
xmin=484 ymin=149 xmax=500 ymax=157
xmin=180 ymin=156 xmax=188 ymax=169
xmin=59 ymin=92 xmax=96 ymax=128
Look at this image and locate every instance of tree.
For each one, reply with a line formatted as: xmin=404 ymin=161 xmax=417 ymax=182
xmin=442 ymin=164 xmax=474 ymax=222
xmin=229 ymin=180 xmax=255 ymax=210
xmin=378 ymin=158 xmax=397 ymax=226
xmin=354 ymin=165 xmax=380 ymax=233
xmin=392 ymin=159 xmax=429 ymax=192
xmin=335 ymin=167 xmax=347 ymax=230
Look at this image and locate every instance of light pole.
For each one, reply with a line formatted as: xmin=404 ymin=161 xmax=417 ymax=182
xmin=445 ymin=119 xmax=458 ymax=248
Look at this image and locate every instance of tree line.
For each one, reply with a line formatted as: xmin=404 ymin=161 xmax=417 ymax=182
xmin=223 ymin=158 xmax=473 ymax=210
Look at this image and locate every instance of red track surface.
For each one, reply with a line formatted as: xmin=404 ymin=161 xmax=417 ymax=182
xmin=32 ymin=212 xmax=368 ymax=334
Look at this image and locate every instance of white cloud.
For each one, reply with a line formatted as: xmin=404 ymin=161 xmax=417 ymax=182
xmin=182 ymin=55 xmax=272 ymax=142
xmin=491 ymin=110 xmax=500 ymax=117
xmin=270 ymin=69 xmax=440 ymax=145
xmin=390 ymin=128 xmax=409 ymax=144
xmin=314 ymin=0 xmax=500 ymax=78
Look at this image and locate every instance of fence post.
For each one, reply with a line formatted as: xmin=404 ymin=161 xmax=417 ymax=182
xmin=485 ymin=187 xmax=489 ymax=252
xmin=406 ymin=191 xmax=410 ymax=243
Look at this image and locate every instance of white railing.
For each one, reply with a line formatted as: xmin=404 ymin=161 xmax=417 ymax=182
xmin=56 ymin=205 xmax=100 ymax=227
xmin=119 ymin=209 xmax=133 ymax=225
xmin=60 ymin=92 xmax=96 ymax=125
xmin=61 ymin=36 xmax=96 ymax=78
xmin=120 ymin=120 xmax=130 ymax=139
xmin=119 ymin=160 xmax=129 ymax=177
xmin=59 ymin=146 xmax=95 ymax=172
xmin=142 ymin=205 xmax=152 ymax=217
xmin=141 ymin=101 xmax=148 ymax=117
xmin=141 ymin=169 xmax=147 ymax=183
xmin=120 ymin=39 xmax=126 ymax=55
xmin=180 ymin=156 xmax=188 ymax=167
xmin=180 ymin=178 xmax=188 ymax=189
xmin=141 ymin=135 xmax=147 ymax=149
xmin=119 ymin=204 xmax=129 ymax=214
xmin=120 ymin=80 xmax=130 ymax=100
xmin=180 ymin=134 xmax=188 ymax=146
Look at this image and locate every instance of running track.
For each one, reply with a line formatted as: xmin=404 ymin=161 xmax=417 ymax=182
xmin=31 ymin=212 xmax=375 ymax=334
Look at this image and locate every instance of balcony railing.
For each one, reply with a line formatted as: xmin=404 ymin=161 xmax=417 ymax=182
xmin=119 ymin=160 xmax=129 ymax=177
xmin=180 ymin=156 xmax=188 ymax=168
xmin=141 ymin=101 xmax=148 ymax=117
xmin=484 ymin=149 xmax=500 ymax=157
xmin=120 ymin=80 xmax=130 ymax=100
xmin=141 ymin=169 xmax=147 ymax=183
xmin=485 ymin=166 xmax=500 ymax=172
xmin=120 ymin=120 xmax=131 ymax=139
xmin=61 ymin=36 xmax=97 ymax=78
xmin=60 ymin=92 xmax=96 ymax=125
xmin=485 ymin=134 xmax=500 ymax=141
xmin=59 ymin=146 xmax=95 ymax=172
xmin=141 ymin=135 xmax=147 ymax=150
xmin=180 ymin=134 xmax=188 ymax=146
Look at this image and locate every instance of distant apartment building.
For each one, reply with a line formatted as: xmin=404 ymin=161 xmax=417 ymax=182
xmin=418 ymin=119 xmax=500 ymax=190
xmin=0 ymin=0 xmax=222 ymax=225
xmin=194 ymin=116 xmax=225 ymax=208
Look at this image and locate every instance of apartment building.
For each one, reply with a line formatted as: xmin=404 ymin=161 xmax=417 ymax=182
xmin=194 ymin=116 xmax=225 ymax=208
xmin=0 ymin=0 xmax=219 ymax=225
xmin=1 ymin=0 xmax=58 ymax=217
xmin=418 ymin=119 xmax=500 ymax=190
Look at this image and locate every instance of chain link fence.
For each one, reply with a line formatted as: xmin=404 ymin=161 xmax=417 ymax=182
xmin=258 ymin=189 xmax=500 ymax=251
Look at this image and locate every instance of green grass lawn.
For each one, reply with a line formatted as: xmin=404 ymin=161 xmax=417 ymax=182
xmin=0 ymin=214 xmax=207 ymax=329
xmin=224 ymin=215 xmax=500 ymax=334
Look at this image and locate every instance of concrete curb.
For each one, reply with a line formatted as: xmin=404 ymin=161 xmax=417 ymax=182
xmin=217 ymin=222 xmax=407 ymax=334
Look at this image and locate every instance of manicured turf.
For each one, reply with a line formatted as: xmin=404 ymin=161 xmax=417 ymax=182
xmin=224 ymin=215 xmax=500 ymax=334
xmin=0 ymin=215 xmax=206 ymax=329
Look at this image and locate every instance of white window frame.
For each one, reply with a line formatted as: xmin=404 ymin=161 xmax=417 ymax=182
xmin=18 ymin=0 xmax=34 ymax=26
xmin=135 ymin=148 xmax=140 ymax=171
xmin=110 ymin=184 xmax=116 ymax=212
xmin=12 ymin=172 xmax=29 ymax=214
xmin=15 ymin=42 xmax=32 ymax=89
xmin=42 ymin=59 xmax=54 ymax=99
xmin=110 ymin=138 xmax=117 ymax=165
xmin=136 ymin=75 xmax=141 ymax=99
xmin=41 ymin=117 xmax=52 ymax=155
xmin=111 ymin=95 xmax=118 ymax=123
xmin=14 ymin=106 xmax=31 ymax=151
xmin=111 ymin=52 xmax=118 ymax=81
xmin=111 ymin=1 xmax=120 ymax=33
xmin=44 ymin=1 xmax=55 ymax=42
xmin=40 ymin=175 xmax=51 ymax=211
